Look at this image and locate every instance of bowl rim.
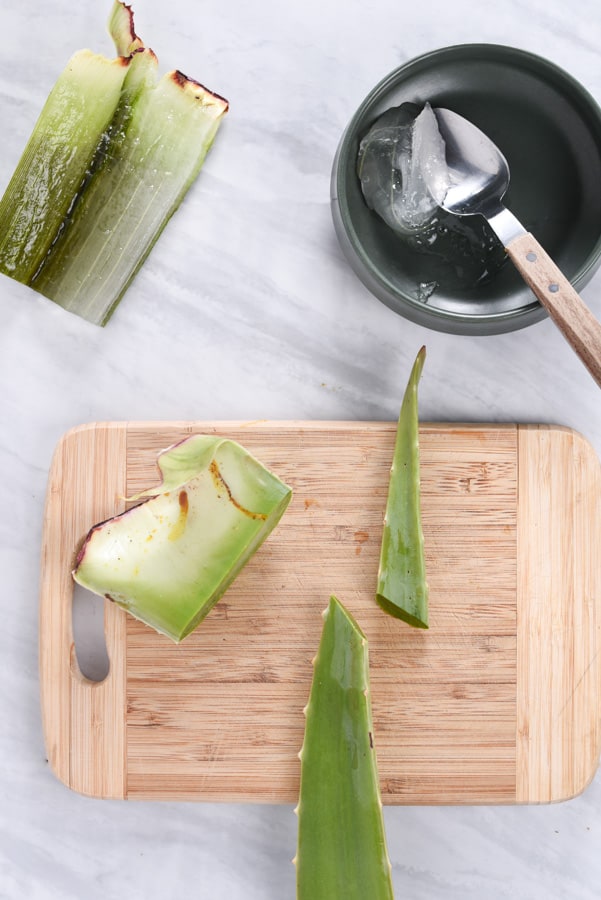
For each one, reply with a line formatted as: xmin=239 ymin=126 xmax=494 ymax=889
xmin=332 ymin=43 xmax=601 ymax=333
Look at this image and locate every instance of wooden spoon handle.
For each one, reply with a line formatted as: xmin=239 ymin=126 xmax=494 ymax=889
xmin=506 ymin=233 xmax=601 ymax=388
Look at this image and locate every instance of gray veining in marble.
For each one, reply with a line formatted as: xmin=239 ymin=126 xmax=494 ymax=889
xmin=2 ymin=0 xmax=601 ymax=897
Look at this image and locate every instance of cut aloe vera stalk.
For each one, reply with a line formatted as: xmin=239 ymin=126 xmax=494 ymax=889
xmin=0 ymin=1 xmax=227 ymax=325
xmin=296 ymin=596 xmax=394 ymax=900
xmin=33 ymin=68 xmax=226 ymax=324
xmin=73 ymin=435 xmax=292 ymax=642
xmin=376 ymin=346 xmax=429 ymax=628
xmin=0 ymin=51 xmax=129 ymax=283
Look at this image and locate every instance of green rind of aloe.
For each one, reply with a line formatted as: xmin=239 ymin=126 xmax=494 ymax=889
xmin=296 ymin=596 xmax=394 ymax=900
xmin=376 ymin=346 xmax=429 ymax=628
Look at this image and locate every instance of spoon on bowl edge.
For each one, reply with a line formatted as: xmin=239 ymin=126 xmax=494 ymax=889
xmin=431 ymin=107 xmax=601 ymax=388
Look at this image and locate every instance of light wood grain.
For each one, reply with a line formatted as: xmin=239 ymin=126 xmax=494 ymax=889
xmin=39 ymin=421 xmax=601 ymax=804
xmin=516 ymin=425 xmax=601 ymax=802
xmin=39 ymin=423 xmax=127 ymax=799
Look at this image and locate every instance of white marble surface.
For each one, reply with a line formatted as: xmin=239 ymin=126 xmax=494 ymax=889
xmin=2 ymin=0 xmax=601 ymax=897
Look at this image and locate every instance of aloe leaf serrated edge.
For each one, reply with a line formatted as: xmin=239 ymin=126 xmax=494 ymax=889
xmin=376 ymin=345 xmax=429 ymax=628
xmin=296 ymin=596 xmax=394 ymax=900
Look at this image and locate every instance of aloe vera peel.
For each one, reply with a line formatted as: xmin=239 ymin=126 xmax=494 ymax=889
xmin=73 ymin=435 xmax=292 ymax=642
xmin=296 ymin=596 xmax=394 ymax=900
xmin=376 ymin=346 xmax=429 ymax=628
xmin=0 ymin=51 xmax=129 ymax=283
xmin=0 ymin=1 xmax=227 ymax=325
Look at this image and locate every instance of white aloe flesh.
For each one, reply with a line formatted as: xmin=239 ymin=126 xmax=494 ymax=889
xmin=73 ymin=436 xmax=292 ymax=642
xmin=0 ymin=1 xmax=227 ymax=325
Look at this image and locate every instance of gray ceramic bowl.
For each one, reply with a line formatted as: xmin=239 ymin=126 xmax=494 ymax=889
xmin=331 ymin=44 xmax=601 ymax=335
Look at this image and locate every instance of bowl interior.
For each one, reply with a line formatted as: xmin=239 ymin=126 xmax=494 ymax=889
xmin=333 ymin=45 xmax=601 ymax=334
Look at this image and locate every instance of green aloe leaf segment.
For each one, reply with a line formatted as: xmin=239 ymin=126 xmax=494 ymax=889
xmin=376 ymin=346 xmax=429 ymax=628
xmin=296 ymin=596 xmax=394 ymax=900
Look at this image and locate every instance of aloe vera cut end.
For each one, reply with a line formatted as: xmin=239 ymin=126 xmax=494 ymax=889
xmin=72 ymin=435 xmax=292 ymax=642
xmin=296 ymin=596 xmax=394 ymax=900
xmin=109 ymin=0 xmax=145 ymax=56
xmin=376 ymin=346 xmax=429 ymax=628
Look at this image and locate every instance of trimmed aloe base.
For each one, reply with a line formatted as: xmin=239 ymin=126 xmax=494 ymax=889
xmin=296 ymin=596 xmax=394 ymax=900
xmin=73 ymin=435 xmax=292 ymax=642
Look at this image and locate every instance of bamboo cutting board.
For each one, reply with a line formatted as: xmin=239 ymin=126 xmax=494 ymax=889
xmin=39 ymin=421 xmax=601 ymax=805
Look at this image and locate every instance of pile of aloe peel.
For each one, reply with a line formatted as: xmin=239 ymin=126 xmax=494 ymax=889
xmin=0 ymin=1 xmax=227 ymax=325
xmin=72 ymin=347 xmax=427 ymax=898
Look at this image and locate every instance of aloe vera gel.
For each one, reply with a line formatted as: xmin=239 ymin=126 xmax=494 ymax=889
xmin=357 ymin=103 xmax=506 ymax=299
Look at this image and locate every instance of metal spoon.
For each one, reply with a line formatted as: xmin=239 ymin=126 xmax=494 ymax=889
xmin=432 ymin=107 xmax=601 ymax=388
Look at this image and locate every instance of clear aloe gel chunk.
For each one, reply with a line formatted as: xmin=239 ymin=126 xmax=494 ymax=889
xmin=357 ymin=102 xmax=506 ymax=294
xmin=296 ymin=596 xmax=394 ymax=900
xmin=376 ymin=346 xmax=429 ymax=628
xmin=73 ymin=435 xmax=292 ymax=642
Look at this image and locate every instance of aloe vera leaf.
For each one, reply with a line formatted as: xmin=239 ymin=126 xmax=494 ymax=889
xmin=296 ymin=596 xmax=394 ymax=900
xmin=0 ymin=50 xmax=129 ymax=283
xmin=33 ymin=69 xmax=227 ymax=324
xmin=376 ymin=345 xmax=429 ymax=628
xmin=72 ymin=435 xmax=292 ymax=642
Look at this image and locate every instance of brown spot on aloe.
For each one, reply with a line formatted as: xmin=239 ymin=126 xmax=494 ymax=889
xmin=209 ymin=460 xmax=267 ymax=520
xmin=168 ymin=489 xmax=189 ymax=541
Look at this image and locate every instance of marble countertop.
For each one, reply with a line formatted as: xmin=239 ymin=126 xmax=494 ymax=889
xmin=3 ymin=0 xmax=601 ymax=897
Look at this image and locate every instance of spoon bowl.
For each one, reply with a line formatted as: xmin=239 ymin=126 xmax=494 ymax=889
xmin=432 ymin=109 xmax=510 ymax=216
xmin=432 ymin=108 xmax=523 ymax=246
